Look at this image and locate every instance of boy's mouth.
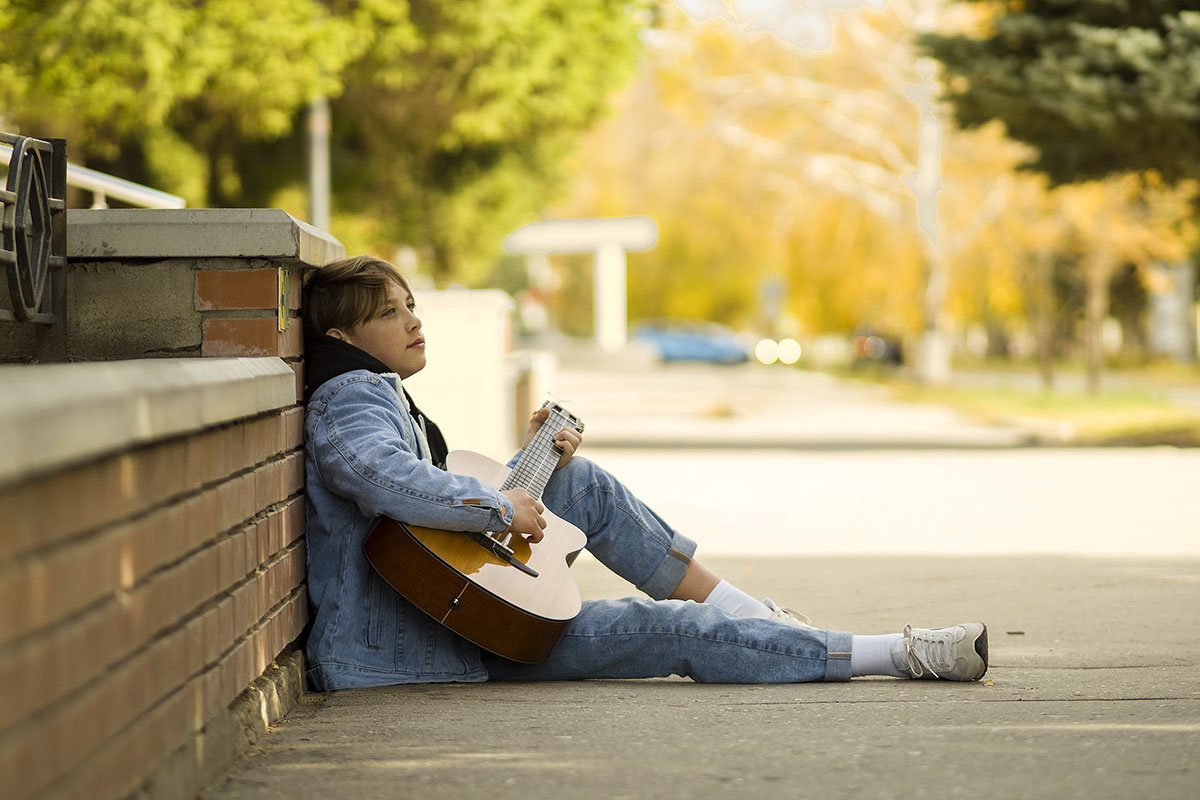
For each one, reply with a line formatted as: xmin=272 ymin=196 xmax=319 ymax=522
xmin=408 ymin=338 xmax=425 ymax=349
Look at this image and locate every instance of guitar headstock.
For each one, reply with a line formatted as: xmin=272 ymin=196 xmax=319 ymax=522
xmin=540 ymin=400 xmax=584 ymax=435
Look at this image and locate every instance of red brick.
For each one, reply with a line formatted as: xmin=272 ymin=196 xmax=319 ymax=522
xmin=0 ymin=525 xmax=267 ymax=736
xmin=50 ymin=683 xmax=195 ymax=800
xmin=244 ymin=521 xmax=259 ymax=574
xmin=0 ymin=532 xmax=120 ymax=646
xmin=201 ymin=317 xmax=301 ymax=358
xmin=0 ymin=455 xmax=276 ymax=649
xmin=233 ymin=525 xmax=253 ymax=579
xmin=281 ymin=497 xmax=305 ymax=547
xmin=0 ymin=458 xmax=129 ymax=560
xmin=0 ymin=431 xmax=233 ymax=562
xmin=282 ymin=406 xmax=304 ymax=451
xmin=195 ymin=268 xmax=280 ymax=311
xmin=0 ymin=605 xmax=203 ymax=799
xmin=266 ymin=411 xmax=287 ymax=456
xmin=284 ymin=451 xmax=305 ymax=496
xmin=241 ymin=416 xmax=265 ymax=468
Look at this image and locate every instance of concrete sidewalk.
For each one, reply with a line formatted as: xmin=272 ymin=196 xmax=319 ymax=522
xmin=202 ymin=554 xmax=1200 ymax=800
xmin=552 ymin=364 xmax=1038 ymax=450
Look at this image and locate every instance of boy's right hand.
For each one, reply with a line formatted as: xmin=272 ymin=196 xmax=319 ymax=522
xmin=502 ymin=488 xmax=546 ymax=543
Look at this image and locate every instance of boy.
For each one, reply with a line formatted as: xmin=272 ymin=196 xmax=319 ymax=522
xmin=301 ymin=254 xmax=988 ymax=690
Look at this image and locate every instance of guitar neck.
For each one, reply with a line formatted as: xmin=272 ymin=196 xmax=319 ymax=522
xmin=502 ymin=403 xmax=584 ymax=500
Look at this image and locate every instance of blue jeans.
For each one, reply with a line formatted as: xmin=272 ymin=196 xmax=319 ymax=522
xmin=482 ymin=457 xmax=853 ymax=683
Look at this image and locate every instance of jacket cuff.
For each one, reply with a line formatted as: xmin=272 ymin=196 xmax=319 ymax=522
xmin=490 ymin=493 xmax=515 ymax=532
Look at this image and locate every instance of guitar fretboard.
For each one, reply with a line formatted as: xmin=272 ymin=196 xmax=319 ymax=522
xmin=501 ymin=402 xmax=584 ymax=500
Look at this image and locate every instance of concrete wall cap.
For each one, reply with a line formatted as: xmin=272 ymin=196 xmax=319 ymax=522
xmin=66 ymin=208 xmax=345 ymax=267
xmin=0 ymin=356 xmax=296 ymax=487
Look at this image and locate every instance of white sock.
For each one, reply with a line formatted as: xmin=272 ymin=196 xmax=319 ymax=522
xmin=703 ymin=580 xmax=772 ymax=619
xmin=851 ymin=633 xmax=906 ymax=677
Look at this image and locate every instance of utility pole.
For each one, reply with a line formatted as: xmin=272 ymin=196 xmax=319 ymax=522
xmin=307 ymin=96 xmax=331 ymax=232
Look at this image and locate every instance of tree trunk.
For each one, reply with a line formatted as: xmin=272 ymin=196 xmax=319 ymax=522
xmin=1034 ymin=250 xmax=1056 ymax=392
xmin=1084 ymin=253 xmax=1113 ymax=395
xmin=916 ymin=241 xmax=951 ymax=384
xmin=429 ymin=238 xmax=453 ymax=289
xmin=1018 ymin=249 xmax=1057 ymax=392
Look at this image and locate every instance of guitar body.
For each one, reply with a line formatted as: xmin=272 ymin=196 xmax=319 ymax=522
xmin=363 ymin=449 xmax=587 ymax=664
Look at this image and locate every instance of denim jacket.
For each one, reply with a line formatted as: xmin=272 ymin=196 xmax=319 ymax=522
xmin=303 ymin=370 xmax=517 ymax=689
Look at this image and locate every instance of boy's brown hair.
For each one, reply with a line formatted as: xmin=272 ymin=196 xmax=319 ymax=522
xmin=303 ymin=254 xmax=410 ymax=336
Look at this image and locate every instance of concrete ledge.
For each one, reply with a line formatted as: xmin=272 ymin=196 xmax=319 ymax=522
xmin=66 ymin=208 xmax=345 ymax=267
xmin=0 ymin=356 xmax=297 ymax=487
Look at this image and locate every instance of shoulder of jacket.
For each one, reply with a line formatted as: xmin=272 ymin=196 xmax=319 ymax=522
xmin=313 ymin=371 xmax=398 ymax=405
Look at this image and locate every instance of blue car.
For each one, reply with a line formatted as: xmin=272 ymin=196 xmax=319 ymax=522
xmin=631 ymin=319 xmax=751 ymax=364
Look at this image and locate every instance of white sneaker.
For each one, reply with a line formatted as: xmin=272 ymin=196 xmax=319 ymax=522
xmin=764 ymin=598 xmax=817 ymax=629
xmin=893 ymin=623 xmax=989 ymax=681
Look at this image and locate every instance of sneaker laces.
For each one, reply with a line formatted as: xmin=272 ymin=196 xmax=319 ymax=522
xmin=764 ymin=598 xmax=816 ymax=628
xmin=900 ymin=624 xmax=955 ymax=678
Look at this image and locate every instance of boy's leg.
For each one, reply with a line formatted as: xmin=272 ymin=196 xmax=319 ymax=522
xmin=541 ymin=457 xmax=810 ymax=623
xmin=540 ymin=456 xmax=699 ymax=599
xmin=481 ymin=599 xmax=988 ymax=683
xmin=482 ymin=597 xmax=853 ymax=683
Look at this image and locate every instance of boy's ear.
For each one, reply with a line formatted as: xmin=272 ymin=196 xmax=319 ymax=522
xmin=325 ymin=328 xmax=348 ymax=342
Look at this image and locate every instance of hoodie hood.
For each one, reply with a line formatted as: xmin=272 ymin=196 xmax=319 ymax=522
xmin=304 ymin=331 xmax=449 ymax=468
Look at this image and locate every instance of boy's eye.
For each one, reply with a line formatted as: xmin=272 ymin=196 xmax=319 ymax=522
xmin=381 ymin=307 xmax=395 ymax=317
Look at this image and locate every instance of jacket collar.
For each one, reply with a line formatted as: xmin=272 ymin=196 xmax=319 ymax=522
xmin=303 ymin=329 xmax=450 ymax=467
xmin=303 ymin=331 xmax=393 ymax=402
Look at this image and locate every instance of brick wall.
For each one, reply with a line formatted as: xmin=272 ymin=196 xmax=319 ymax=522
xmin=0 ymin=209 xmax=344 ymax=800
xmin=195 ymin=263 xmax=305 ymax=399
xmin=0 ymin=359 xmax=305 ymax=800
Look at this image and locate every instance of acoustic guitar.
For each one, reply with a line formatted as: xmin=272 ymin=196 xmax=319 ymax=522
xmin=363 ymin=401 xmax=587 ymax=664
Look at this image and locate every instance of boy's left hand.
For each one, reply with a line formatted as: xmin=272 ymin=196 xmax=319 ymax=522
xmin=522 ymin=407 xmax=582 ymax=470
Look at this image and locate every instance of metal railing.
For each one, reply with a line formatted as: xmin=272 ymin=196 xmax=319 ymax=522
xmin=0 ymin=134 xmax=186 ymax=324
xmin=0 ymin=140 xmax=186 ymax=211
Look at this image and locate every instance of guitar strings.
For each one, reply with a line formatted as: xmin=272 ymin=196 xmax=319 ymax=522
xmin=501 ymin=408 xmax=580 ymax=500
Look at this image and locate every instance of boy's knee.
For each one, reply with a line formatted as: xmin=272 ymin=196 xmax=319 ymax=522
xmin=557 ymin=455 xmax=601 ymax=486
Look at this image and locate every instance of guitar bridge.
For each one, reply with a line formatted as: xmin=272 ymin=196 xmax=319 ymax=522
xmin=466 ymin=531 xmax=539 ymax=577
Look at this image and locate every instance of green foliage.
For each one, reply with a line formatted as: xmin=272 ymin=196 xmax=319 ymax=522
xmin=0 ymin=0 xmax=356 ymax=158
xmin=0 ymin=0 xmax=646 ymax=284
xmin=921 ymin=1 xmax=1200 ymax=184
xmin=332 ymin=0 xmax=647 ymax=285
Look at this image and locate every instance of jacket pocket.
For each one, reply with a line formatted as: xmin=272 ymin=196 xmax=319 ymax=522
xmin=366 ymin=569 xmax=385 ymax=649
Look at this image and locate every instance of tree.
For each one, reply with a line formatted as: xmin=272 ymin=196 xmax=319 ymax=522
xmin=1 ymin=0 xmax=648 ymax=288
xmin=921 ymin=1 xmax=1200 ymax=385
xmin=561 ymin=2 xmax=1013 ymax=348
xmin=327 ymin=0 xmax=648 ymax=286
xmin=0 ymin=0 xmax=360 ymax=206
xmin=920 ymin=1 xmax=1200 ymax=184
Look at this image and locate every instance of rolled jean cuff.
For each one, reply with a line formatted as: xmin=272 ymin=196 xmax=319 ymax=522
xmin=823 ymin=630 xmax=854 ymax=682
xmin=636 ymin=532 xmax=698 ymax=600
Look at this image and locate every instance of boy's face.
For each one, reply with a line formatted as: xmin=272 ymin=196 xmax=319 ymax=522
xmin=330 ymin=279 xmax=426 ymax=379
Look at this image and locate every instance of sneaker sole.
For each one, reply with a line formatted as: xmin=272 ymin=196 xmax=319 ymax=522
xmin=965 ymin=623 xmax=988 ymax=681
